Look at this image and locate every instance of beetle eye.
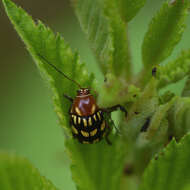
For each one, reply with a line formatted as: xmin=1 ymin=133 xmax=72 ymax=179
xmin=77 ymin=89 xmax=83 ymax=94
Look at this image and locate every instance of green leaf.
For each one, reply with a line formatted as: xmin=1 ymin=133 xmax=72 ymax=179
xmin=0 ymin=152 xmax=58 ymax=190
xmin=141 ymin=133 xmax=190 ymax=190
xmin=66 ymin=137 xmax=126 ymax=190
xmin=98 ymin=73 xmax=140 ymax=107
xmin=3 ymin=2 xmax=128 ymax=190
xmin=2 ymin=0 xmax=95 ymax=133
xmin=183 ymin=184 xmax=190 ymax=190
xmin=72 ymin=0 xmax=113 ymax=74
xmin=142 ymin=0 xmax=189 ymax=67
xmin=123 ymin=79 xmax=159 ymax=141
xmin=168 ymin=97 xmax=190 ymax=140
xmin=104 ymin=0 xmax=132 ymax=78
xmin=117 ymin=0 xmax=146 ymax=22
xmin=182 ymin=76 xmax=190 ymax=97
xmin=72 ymin=0 xmax=132 ymax=78
xmin=157 ymin=50 xmax=190 ymax=89
xmin=145 ymin=96 xmax=177 ymax=140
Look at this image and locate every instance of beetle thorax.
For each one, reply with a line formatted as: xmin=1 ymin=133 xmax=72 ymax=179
xmin=71 ymin=88 xmax=98 ymax=116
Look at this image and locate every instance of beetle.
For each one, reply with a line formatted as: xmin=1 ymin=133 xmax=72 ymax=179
xmin=38 ymin=54 xmax=127 ymax=144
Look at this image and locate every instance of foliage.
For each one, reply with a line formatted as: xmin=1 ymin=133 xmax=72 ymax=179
xmin=157 ymin=50 xmax=190 ymax=89
xmin=72 ymin=0 xmax=132 ymax=78
xmin=2 ymin=0 xmax=190 ymax=190
xmin=141 ymin=133 xmax=190 ymax=190
xmin=0 ymin=152 xmax=58 ymax=190
xmin=142 ymin=0 xmax=189 ymax=67
xmin=117 ymin=0 xmax=146 ymax=23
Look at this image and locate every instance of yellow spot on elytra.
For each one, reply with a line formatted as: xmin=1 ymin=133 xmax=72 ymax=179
xmin=93 ymin=114 xmax=97 ymax=121
xmin=81 ymin=130 xmax=89 ymax=137
xmin=97 ymin=112 xmax=101 ymax=120
xmin=93 ymin=138 xmax=99 ymax=143
xmin=78 ymin=117 xmax=81 ymax=124
xmin=72 ymin=126 xmax=78 ymax=134
xmin=83 ymin=118 xmax=88 ymax=127
xmin=91 ymin=104 xmax=96 ymax=114
xmin=90 ymin=128 xmax=97 ymax=136
xmin=88 ymin=117 xmax=92 ymax=126
xmin=73 ymin=115 xmax=77 ymax=125
xmin=83 ymin=141 xmax=90 ymax=144
xmin=101 ymin=121 xmax=106 ymax=131
xmin=75 ymin=107 xmax=82 ymax=116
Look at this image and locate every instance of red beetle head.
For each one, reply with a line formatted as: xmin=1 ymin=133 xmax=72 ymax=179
xmin=77 ymin=88 xmax=90 ymax=96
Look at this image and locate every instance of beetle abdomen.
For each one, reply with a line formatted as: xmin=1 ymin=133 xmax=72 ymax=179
xmin=71 ymin=110 xmax=106 ymax=144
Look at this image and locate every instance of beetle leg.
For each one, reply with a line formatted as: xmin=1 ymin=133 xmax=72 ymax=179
xmin=102 ymin=104 xmax=128 ymax=117
xmin=152 ymin=67 xmax=157 ymax=77
xmin=105 ymin=123 xmax=112 ymax=145
xmin=105 ymin=135 xmax=112 ymax=145
xmin=63 ymin=94 xmax=73 ymax=102
xmin=140 ymin=117 xmax=151 ymax=132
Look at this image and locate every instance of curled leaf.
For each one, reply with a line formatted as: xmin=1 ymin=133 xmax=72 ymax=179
xmin=157 ymin=50 xmax=190 ymax=89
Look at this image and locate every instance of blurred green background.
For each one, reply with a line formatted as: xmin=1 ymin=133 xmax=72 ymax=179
xmin=0 ymin=0 xmax=189 ymax=189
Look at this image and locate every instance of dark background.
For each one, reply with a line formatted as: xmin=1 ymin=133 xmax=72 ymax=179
xmin=0 ymin=0 xmax=189 ymax=189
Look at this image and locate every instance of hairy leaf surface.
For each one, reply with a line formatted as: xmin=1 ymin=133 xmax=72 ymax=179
xmin=157 ymin=50 xmax=190 ymax=89
xmin=146 ymin=97 xmax=176 ymax=139
xmin=168 ymin=97 xmax=190 ymax=140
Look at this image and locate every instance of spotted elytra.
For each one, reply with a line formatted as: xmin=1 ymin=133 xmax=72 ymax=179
xmin=38 ymin=54 xmax=128 ymax=145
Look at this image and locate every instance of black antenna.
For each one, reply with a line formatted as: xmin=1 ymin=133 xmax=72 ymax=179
xmin=37 ymin=54 xmax=82 ymax=88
